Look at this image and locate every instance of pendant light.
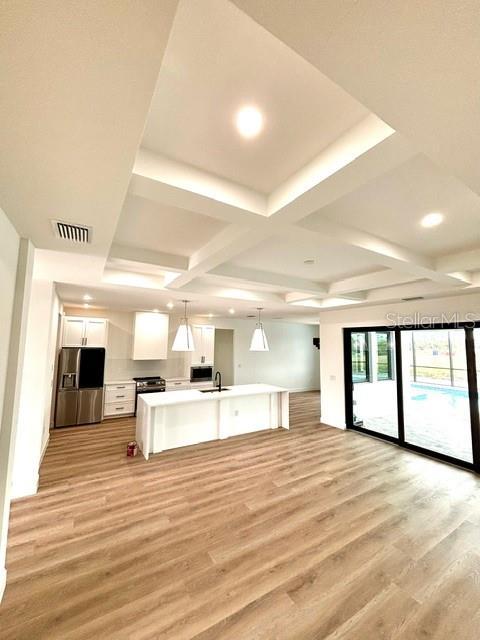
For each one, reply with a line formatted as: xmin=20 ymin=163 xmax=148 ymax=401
xmin=250 ymin=307 xmax=269 ymax=351
xmin=172 ymin=300 xmax=195 ymax=351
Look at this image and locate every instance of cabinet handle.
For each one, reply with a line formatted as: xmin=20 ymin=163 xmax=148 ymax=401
xmin=116 ymin=395 xmax=125 ymax=398
xmin=116 ymin=407 xmax=124 ymax=411
xmin=117 ymin=386 xmax=125 ymax=389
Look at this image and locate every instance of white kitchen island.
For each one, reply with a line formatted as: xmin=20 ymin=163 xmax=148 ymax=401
xmin=135 ymin=384 xmax=289 ymax=460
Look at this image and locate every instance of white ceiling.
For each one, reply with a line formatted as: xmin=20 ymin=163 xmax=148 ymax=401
xmin=4 ymin=0 xmax=480 ymax=323
xmin=114 ymin=194 xmax=226 ymax=256
xmin=305 ymin=154 xmax=480 ymax=257
xmin=0 ymin=0 xmax=178 ymax=256
xmin=141 ymin=0 xmax=368 ymax=193
xmin=228 ymin=236 xmax=381 ymax=282
xmin=231 ymin=0 xmax=480 ymax=197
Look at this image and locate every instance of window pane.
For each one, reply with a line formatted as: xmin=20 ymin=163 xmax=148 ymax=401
xmin=352 ymin=331 xmax=398 ymax=437
xmin=376 ymin=332 xmax=394 ymax=381
xmin=351 ymin=332 xmax=368 ymax=383
xmin=402 ymin=329 xmax=473 ymax=463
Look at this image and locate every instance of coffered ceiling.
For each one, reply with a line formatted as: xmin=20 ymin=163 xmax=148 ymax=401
xmin=3 ymin=0 xmax=480 ymax=321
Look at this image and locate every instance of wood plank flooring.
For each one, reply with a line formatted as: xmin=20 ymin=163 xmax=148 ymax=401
xmin=2 ymin=391 xmax=480 ymax=639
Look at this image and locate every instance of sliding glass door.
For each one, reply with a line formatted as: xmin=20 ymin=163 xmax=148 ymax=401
xmin=401 ymin=329 xmax=473 ymax=463
xmin=344 ymin=324 xmax=480 ymax=471
xmin=350 ymin=330 xmax=398 ymax=438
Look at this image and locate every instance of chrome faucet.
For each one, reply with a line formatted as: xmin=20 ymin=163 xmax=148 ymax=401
xmin=215 ymin=370 xmax=222 ymax=392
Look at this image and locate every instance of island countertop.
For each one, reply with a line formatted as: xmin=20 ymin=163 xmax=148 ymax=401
xmin=136 ymin=384 xmax=289 ymax=459
xmin=139 ymin=383 xmax=289 ymax=407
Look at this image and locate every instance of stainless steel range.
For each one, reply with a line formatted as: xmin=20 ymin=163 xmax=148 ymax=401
xmin=133 ymin=376 xmax=166 ymax=415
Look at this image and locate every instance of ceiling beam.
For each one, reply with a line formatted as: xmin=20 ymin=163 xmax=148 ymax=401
xmin=166 ymin=225 xmax=271 ymax=290
xmin=175 ymin=281 xmax=284 ymax=304
xmin=291 ymin=219 xmax=469 ymax=287
xmin=329 ymin=270 xmax=421 ymax=295
xmin=131 ymin=149 xmax=268 ymax=224
xmin=109 ymin=243 xmax=188 ymax=272
xmin=268 ymin=129 xmax=416 ymax=223
xmin=209 ymin=264 xmax=327 ymax=296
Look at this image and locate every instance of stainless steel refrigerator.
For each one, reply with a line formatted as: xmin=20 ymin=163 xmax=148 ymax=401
xmin=55 ymin=347 xmax=105 ymax=427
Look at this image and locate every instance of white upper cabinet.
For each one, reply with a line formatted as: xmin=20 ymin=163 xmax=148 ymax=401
xmin=62 ymin=316 xmax=108 ymax=348
xmin=190 ymin=324 xmax=215 ymax=365
xmin=62 ymin=317 xmax=85 ymax=347
xmin=132 ymin=312 xmax=169 ymax=360
xmin=84 ymin=318 xmax=108 ymax=347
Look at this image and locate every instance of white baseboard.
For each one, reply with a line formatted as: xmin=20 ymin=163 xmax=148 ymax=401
xmin=320 ymin=419 xmax=346 ymax=430
xmin=40 ymin=434 xmax=50 ymax=463
xmin=0 ymin=566 xmax=6 ymax=602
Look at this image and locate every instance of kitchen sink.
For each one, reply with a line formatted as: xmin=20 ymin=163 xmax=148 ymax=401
xmin=199 ymin=387 xmax=230 ymax=393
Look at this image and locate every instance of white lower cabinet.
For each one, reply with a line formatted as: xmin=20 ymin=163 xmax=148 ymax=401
xmin=165 ymin=379 xmax=191 ymax=391
xmin=104 ymin=382 xmax=136 ymax=417
xmin=165 ymin=379 xmax=213 ymax=392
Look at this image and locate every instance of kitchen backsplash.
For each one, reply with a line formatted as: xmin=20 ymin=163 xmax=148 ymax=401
xmin=105 ymin=357 xmax=186 ymax=381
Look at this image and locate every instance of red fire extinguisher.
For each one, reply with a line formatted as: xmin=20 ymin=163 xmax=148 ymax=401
xmin=127 ymin=441 xmax=138 ymax=457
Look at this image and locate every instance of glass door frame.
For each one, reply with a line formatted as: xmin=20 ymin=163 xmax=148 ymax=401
xmin=343 ymin=323 xmax=480 ymax=472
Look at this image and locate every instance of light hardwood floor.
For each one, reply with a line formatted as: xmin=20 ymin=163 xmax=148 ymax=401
xmin=2 ymin=392 xmax=480 ymax=639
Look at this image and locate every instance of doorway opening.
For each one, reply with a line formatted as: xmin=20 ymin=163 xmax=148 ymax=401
xmin=214 ymin=329 xmax=234 ymax=386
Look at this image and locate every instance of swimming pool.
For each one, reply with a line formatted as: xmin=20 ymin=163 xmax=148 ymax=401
xmin=405 ymin=382 xmax=473 ymax=462
xmin=410 ymin=382 xmax=468 ymax=401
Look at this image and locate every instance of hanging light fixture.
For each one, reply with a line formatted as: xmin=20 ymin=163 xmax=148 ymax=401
xmin=250 ymin=307 xmax=269 ymax=351
xmin=172 ymin=300 xmax=195 ymax=351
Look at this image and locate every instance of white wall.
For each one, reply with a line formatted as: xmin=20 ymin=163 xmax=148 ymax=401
xmin=319 ymin=293 xmax=480 ymax=429
xmin=214 ymin=318 xmax=319 ymax=391
xmin=11 ymin=270 xmax=60 ymax=499
xmin=64 ymin=307 xmax=320 ymax=391
xmin=0 ymin=207 xmax=20 ymax=600
xmin=0 ymin=209 xmax=19 ymax=451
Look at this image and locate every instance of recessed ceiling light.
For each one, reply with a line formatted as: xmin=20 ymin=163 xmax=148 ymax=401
xmin=83 ymin=294 xmax=92 ymax=301
xmin=228 ymin=308 xmax=235 ymax=314
xmin=83 ymin=303 xmax=90 ymax=308
xmin=152 ymin=308 xmax=160 ymax=313
xmin=208 ymin=313 xmax=213 ymax=318
xmin=304 ymin=259 xmax=315 ymax=265
xmin=166 ymin=302 xmax=174 ymax=309
xmin=235 ymin=106 xmax=263 ymax=138
xmin=421 ymin=212 xmax=444 ymax=228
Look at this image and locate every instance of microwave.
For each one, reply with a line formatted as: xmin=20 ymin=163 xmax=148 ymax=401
xmin=190 ymin=365 xmax=213 ymax=383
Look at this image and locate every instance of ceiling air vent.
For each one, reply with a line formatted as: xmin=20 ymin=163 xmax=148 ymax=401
xmin=401 ymin=296 xmax=424 ymax=302
xmin=52 ymin=220 xmax=92 ymax=244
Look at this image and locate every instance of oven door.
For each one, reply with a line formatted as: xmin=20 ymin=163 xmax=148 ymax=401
xmin=135 ymin=386 xmax=165 ymax=415
xmin=190 ymin=366 xmax=213 ymax=383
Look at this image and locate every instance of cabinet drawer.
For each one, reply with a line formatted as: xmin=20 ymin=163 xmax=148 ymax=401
xmin=106 ymin=383 xmax=135 ymax=392
xmin=105 ymin=387 xmax=135 ymax=404
xmin=104 ymin=401 xmax=135 ymax=416
xmin=166 ymin=381 xmax=190 ymax=391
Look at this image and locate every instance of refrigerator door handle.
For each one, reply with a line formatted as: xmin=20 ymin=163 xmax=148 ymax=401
xmin=75 ymin=348 xmax=81 ymax=388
